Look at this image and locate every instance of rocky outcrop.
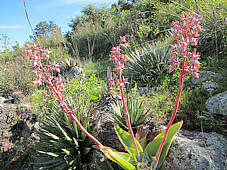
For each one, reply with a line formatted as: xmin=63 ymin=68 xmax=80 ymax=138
xmin=137 ymin=87 xmax=155 ymax=96
xmin=63 ymin=66 xmax=85 ymax=80
xmin=168 ymin=130 xmax=227 ymax=170
xmin=0 ymin=99 xmax=36 ymax=169
xmin=201 ymin=82 xmax=219 ymax=95
xmin=205 ymin=91 xmax=227 ymax=116
xmin=191 ymin=71 xmax=222 ymax=85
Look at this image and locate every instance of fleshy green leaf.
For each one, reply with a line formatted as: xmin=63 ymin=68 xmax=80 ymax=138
xmin=37 ymin=150 xmax=59 ymax=157
xmin=73 ymin=121 xmax=79 ymax=138
xmin=55 ymin=121 xmax=72 ymax=142
xmin=114 ymin=124 xmax=143 ymax=159
xmin=99 ymin=146 xmax=136 ymax=170
xmin=144 ymin=121 xmax=183 ymax=169
xmin=82 ymin=117 xmax=89 ymax=140
xmin=61 ymin=149 xmax=70 ymax=155
xmin=43 ymin=132 xmax=59 ymax=140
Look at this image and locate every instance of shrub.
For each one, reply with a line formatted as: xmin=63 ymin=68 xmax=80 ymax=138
xmin=196 ymin=0 xmax=226 ymax=57
xmin=83 ymin=59 xmax=113 ymax=81
xmin=64 ymin=75 xmax=106 ymax=107
xmin=149 ymin=89 xmax=175 ymax=124
xmin=0 ymin=48 xmax=33 ymax=96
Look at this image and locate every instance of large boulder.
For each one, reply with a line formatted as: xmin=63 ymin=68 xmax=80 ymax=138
xmin=168 ymin=130 xmax=227 ymax=170
xmin=64 ymin=66 xmax=85 ymax=80
xmin=137 ymin=87 xmax=155 ymax=96
xmin=205 ymin=91 xmax=227 ymax=116
xmin=201 ymin=82 xmax=219 ymax=95
xmin=191 ymin=71 xmax=222 ymax=85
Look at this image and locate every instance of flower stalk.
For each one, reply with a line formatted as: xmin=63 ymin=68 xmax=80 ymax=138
xmin=25 ymin=43 xmax=103 ymax=148
xmin=153 ymin=13 xmax=202 ymax=170
xmin=109 ymin=35 xmax=140 ymax=159
xmin=119 ymin=72 xmax=140 ymax=159
xmin=153 ymin=73 xmax=184 ymax=170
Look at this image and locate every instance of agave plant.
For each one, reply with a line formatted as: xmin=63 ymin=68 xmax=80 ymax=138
xmin=62 ymin=57 xmax=77 ymax=70
xmin=111 ymin=96 xmax=151 ymax=130
xmin=127 ymin=42 xmax=172 ymax=87
xmin=31 ymin=102 xmax=96 ymax=169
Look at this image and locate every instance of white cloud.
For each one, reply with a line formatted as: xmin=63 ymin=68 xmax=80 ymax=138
xmin=0 ymin=25 xmax=24 ymax=29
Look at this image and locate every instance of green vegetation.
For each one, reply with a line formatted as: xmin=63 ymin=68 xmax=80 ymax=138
xmin=64 ymin=75 xmax=106 ymax=106
xmin=0 ymin=0 xmax=226 ymax=169
xmin=0 ymin=44 xmax=33 ymax=97
xmin=127 ymin=39 xmax=173 ymax=87
xmin=111 ymin=95 xmax=151 ymax=129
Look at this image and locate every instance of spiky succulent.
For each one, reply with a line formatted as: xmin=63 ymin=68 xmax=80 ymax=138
xmin=63 ymin=57 xmax=77 ymax=70
xmin=127 ymin=42 xmax=172 ymax=87
xmin=31 ymin=102 xmax=96 ymax=169
xmin=111 ymin=96 xmax=151 ymax=130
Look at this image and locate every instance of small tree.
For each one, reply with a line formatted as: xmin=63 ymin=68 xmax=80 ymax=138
xmin=34 ymin=21 xmax=58 ymax=37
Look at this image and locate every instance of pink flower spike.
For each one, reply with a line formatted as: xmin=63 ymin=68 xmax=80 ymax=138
xmin=41 ymin=99 xmax=46 ymax=104
xmin=113 ymin=72 xmax=117 ymax=79
xmin=45 ymin=55 xmax=49 ymax=60
xmin=109 ymin=80 xmax=115 ymax=87
xmin=32 ymin=79 xmax=42 ymax=85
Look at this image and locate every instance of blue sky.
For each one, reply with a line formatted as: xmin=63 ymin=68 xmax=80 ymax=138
xmin=0 ymin=0 xmax=118 ymax=48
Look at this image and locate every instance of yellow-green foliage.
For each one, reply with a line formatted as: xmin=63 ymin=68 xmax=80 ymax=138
xmin=0 ymin=47 xmax=33 ymax=96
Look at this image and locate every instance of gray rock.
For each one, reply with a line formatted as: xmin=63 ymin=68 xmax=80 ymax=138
xmin=137 ymin=87 xmax=155 ymax=96
xmin=191 ymin=71 xmax=222 ymax=85
xmin=205 ymin=91 xmax=227 ymax=115
xmin=64 ymin=66 xmax=85 ymax=80
xmin=201 ymin=82 xmax=219 ymax=95
xmin=168 ymin=130 xmax=227 ymax=170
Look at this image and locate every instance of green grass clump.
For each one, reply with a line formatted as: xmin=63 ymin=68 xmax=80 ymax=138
xmin=83 ymin=59 xmax=113 ymax=81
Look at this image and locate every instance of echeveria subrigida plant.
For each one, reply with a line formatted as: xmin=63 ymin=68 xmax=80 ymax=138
xmin=25 ymin=7 xmax=201 ymax=169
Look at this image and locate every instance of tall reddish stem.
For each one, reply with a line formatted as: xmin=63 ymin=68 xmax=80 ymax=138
xmin=24 ymin=0 xmax=41 ymax=46
xmin=44 ymin=68 xmax=103 ymax=147
xmin=118 ymin=71 xmax=140 ymax=159
xmin=24 ymin=0 xmax=103 ymax=149
xmin=153 ymin=73 xmax=184 ymax=170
